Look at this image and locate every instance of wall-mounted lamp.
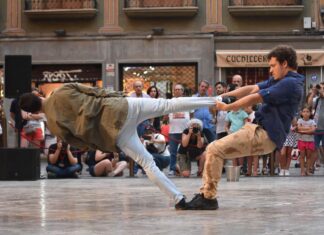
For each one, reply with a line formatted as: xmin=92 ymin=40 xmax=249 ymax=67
xmin=54 ymin=29 xmax=66 ymax=37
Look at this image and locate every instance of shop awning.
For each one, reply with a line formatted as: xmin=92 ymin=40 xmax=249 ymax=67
xmin=216 ymin=49 xmax=324 ymax=67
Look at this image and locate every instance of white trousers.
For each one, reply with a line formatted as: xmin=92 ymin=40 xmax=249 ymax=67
xmin=116 ymin=97 xmax=216 ymax=203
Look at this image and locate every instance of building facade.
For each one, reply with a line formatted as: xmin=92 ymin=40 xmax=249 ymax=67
xmin=0 ymin=0 xmax=324 ymax=146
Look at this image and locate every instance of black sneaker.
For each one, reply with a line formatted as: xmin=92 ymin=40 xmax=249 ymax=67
xmin=175 ymin=197 xmax=187 ymax=210
xmin=186 ymin=194 xmax=219 ymax=210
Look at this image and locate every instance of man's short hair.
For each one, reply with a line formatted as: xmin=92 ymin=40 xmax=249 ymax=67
xmin=215 ymin=81 xmax=227 ymax=88
xmin=267 ymin=45 xmax=298 ymax=70
xmin=19 ymin=93 xmax=42 ymax=113
xmin=199 ymin=80 xmax=210 ymax=87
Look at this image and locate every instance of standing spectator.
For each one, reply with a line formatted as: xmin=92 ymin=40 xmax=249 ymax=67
xmin=306 ymin=84 xmax=319 ymax=111
xmin=214 ymin=82 xmax=228 ymax=140
xmin=279 ymin=118 xmax=298 ymax=176
xmin=160 ymin=119 xmax=170 ymax=144
xmin=297 ymin=105 xmax=316 ymax=176
xmin=307 ymin=82 xmax=324 ymax=167
xmin=232 ymin=74 xmax=243 ymax=88
xmin=244 ymin=105 xmax=259 ymax=176
xmin=231 ymin=74 xmax=248 ymax=173
xmin=129 ymin=80 xmax=151 ymax=136
xmin=10 ymin=95 xmax=45 ymax=148
xmin=0 ymin=101 xmax=3 ymax=147
xmin=10 ymin=98 xmax=26 ymax=147
xmin=129 ymin=80 xmax=150 ymax=98
xmin=193 ymin=80 xmax=216 ymax=143
xmin=129 ymin=80 xmax=151 ymax=174
xmin=46 ymin=137 xmax=82 ymax=178
xmin=166 ymin=84 xmax=191 ymax=176
xmin=225 ymin=108 xmax=248 ymax=168
xmin=86 ymin=150 xmax=127 ymax=177
xmin=147 ymin=85 xmax=161 ymax=131
xmin=20 ymin=110 xmax=45 ymax=148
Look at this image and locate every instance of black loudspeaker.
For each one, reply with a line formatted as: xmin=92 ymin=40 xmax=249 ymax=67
xmin=4 ymin=55 xmax=32 ymax=98
xmin=0 ymin=148 xmax=40 ymax=180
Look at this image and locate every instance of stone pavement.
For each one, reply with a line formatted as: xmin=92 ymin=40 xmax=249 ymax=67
xmin=0 ymin=160 xmax=324 ymax=235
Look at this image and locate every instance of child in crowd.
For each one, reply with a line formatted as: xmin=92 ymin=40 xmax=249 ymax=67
xmin=297 ymin=106 xmax=316 ymax=176
xmin=225 ymin=108 xmax=248 ymax=167
xmin=279 ymin=117 xmax=298 ymax=176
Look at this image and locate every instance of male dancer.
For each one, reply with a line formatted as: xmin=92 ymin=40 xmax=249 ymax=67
xmin=19 ymin=83 xmax=217 ymax=209
xmin=185 ymin=45 xmax=305 ymax=210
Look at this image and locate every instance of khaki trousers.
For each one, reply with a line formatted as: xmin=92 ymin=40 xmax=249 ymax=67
xmin=200 ymin=123 xmax=276 ymax=199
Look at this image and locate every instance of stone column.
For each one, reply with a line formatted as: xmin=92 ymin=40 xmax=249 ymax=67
xmin=201 ymin=0 xmax=227 ymax=32
xmin=3 ymin=0 xmax=26 ymax=36
xmin=99 ymin=0 xmax=123 ymax=33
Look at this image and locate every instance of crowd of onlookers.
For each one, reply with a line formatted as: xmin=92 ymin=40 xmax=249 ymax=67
xmin=5 ymin=76 xmax=324 ymax=179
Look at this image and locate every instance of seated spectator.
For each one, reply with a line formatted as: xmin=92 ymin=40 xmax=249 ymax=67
xmin=46 ymin=137 xmax=82 ymax=178
xmin=143 ymin=131 xmax=170 ymax=172
xmin=85 ymin=150 xmax=127 ymax=177
xmin=177 ymin=119 xmax=206 ymax=177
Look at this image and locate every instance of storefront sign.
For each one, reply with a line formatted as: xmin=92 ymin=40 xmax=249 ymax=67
xmin=106 ymin=64 xmax=115 ymax=77
xmin=42 ymin=69 xmax=82 ymax=83
xmin=216 ymin=50 xmax=324 ymax=67
xmin=32 ymin=64 xmax=102 ymax=83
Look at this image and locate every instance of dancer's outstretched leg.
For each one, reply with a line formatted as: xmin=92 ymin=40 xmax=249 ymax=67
xmin=117 ymin=130 xmax=184 ymax=205
xmin=125 ymin=97 xmax=217 ymax=125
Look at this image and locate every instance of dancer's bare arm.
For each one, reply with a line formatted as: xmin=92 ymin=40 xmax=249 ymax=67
xmin=217 ymin=93 xmax=263 ymax=112
xmin=221 ymin=85 xmax=260 ymax=99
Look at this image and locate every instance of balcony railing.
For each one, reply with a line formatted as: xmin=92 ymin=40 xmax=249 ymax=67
xmin=24 ymin=0 xmax=98 ymax=19
xmin=123 ymin=0 xmax=198 ymax=18
xmin=228 ymin=0 xmax=304 ymax=16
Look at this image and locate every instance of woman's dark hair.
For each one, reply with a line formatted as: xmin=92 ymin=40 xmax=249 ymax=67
xmin=267 ymin=45 xmax=298 ymax=70
xmin=300 ymin=104 xmax=313 ymax=119
xmin=19 ymin=93 xmax=42 ymax=113
xmin=147 ymin=85 xmax=159 ymax=98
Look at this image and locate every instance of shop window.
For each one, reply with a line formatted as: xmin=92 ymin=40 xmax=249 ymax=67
xmin=228 ymin=0 xmax=304 ymax=17
xmin=226 ymin=67 xmax=269 ymax=86
xmin=124 ymin=0 xmax=198 ymax=18
xmin=24 ymin=0 xmax=98 ymax=19
xmin=120 ymin=64 xmax=197 ymax=98
xmin=225 ymin=67 xmax=306 ymax=86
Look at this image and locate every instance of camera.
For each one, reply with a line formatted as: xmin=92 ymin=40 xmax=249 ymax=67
xmin=221 ymin=96 xmax=237 ymax=104
xmin=62 ymin=142 xmax=68 ymax=149
xmin=192 ymin=127 xmax=200 ymax=134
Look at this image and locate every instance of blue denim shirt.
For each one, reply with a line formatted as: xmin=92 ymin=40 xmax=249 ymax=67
xmin=193 ymin=93 xmax=215 ymax=129
xmin=255 ymin=71 xmax=305 ymax=149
